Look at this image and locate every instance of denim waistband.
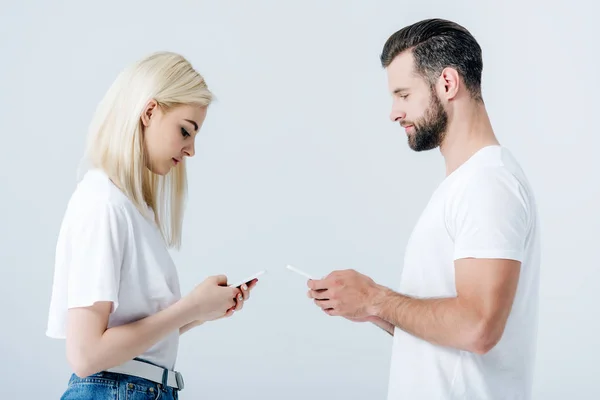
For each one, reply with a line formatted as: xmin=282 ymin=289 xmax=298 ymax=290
xmin=65 ymin=369 xmax=178 ymax=399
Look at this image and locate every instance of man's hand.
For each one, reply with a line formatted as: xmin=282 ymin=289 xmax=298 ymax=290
xmin=306 ymin=269 xmax=384 ymax=319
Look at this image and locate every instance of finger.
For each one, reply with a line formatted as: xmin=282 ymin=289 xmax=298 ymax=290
xmin=323 ymin=308 xmax=338 ymax=316
xmin=232 ymin=288 xmax=244 ymax=310
xmin=307 ymin=289 xmax=329 ymax=300
xmin=314 ymin=299 xmax=334 ymax=310
xmin=241 ymin=283 xmax=251 ymax=301
xmin=231 ymin=287 xmax=242 ymax=298
xmin=215 ymin=274 xmax=228 ymax=286
xmin=223 ymin=301 xmax=236 ymax=315
xmin=235 ymin=293 xmax=244 ymax=311
xmin=234 ymin=300 xmax=244 ymax=312
xmin=246 ymin=279 xmax=259 ymax=290
xmin=224 ymin=307 xmax=235 ymax=318
xmin=307 ymin=278 xmax=330 ymax=291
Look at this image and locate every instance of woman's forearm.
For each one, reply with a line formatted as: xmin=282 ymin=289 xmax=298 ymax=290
xmin=67 ymin=298 xmax=194 ymax=377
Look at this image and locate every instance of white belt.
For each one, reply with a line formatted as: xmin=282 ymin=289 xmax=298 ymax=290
xmin=106 ymin=359 xmax=184 ymax=390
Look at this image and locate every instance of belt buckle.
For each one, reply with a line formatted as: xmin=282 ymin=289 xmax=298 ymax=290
xmin=175 ymin=371 xmax=185 ymax=390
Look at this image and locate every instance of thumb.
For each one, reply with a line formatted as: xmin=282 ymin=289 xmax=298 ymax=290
xmin=213 ymin=274 xmax=228 ymax=286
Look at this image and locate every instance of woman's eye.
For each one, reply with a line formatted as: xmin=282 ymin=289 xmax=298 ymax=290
xmin=181 ymin=127 xmax=190 ymax=137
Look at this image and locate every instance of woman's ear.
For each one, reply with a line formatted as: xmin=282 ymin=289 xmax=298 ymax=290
xmin=141 ymin=99 xmax=159 ymax=127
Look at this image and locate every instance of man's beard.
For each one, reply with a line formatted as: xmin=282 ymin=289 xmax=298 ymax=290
xmin=406 ymin=89 xmax=448 ymax=152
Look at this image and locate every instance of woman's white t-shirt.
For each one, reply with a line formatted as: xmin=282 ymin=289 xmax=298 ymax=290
xmin=46 ymin=168 xmax=182 ymax=370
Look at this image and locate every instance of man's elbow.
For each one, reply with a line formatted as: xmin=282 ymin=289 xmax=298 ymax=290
xmin=466 ymin=320 xmax=505 ymax=355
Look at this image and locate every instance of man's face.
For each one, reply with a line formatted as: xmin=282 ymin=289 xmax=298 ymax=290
xmin=386 ymin=51 xmax=448 ymax=151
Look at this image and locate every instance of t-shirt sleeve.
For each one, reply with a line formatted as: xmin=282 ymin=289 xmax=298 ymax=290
xmin=66 ymin=201 xmax=127 ymax=313
xmin=448 ymin=168 xmax=530 ymax=262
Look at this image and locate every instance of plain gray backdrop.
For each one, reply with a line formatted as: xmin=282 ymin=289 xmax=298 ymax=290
xmin=1 ymin=0 xmax=598 ymax=399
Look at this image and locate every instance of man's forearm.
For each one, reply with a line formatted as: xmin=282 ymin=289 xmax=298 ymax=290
xmin=369 ymin=286 xmax=488 ymax=353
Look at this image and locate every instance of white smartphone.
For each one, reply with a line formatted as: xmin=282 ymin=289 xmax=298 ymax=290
xmin=286 ymin=264 xmax=316 ymax=280
xmin=228 ymin=270 xmax=267 ymax=288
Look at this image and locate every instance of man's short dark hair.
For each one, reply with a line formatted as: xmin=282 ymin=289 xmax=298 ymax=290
xmin=380 ymin=18 xmax=483 ymax=101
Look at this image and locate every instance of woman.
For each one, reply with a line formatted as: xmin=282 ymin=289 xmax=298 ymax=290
xmin=46 ymin=51 xmax=257 ymax=399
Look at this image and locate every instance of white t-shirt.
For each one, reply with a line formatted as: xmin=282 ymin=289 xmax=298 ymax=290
xmin=387 ymin=145 xmax=541 ymax=400
xmin=46 ymin=168 xmax=182 ymax=370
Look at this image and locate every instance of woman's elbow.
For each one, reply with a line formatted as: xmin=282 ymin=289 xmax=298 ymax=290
xmin=67 ymin=345 xmax=101 ymax=378
xmin=65 ymin=303 xmax=112 ymax=377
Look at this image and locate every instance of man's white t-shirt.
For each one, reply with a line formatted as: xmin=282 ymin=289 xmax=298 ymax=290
xmin=46 ymin=168 xmax=182 ymax=370
xmin=387 ymin=145 xmax=541 ymax=400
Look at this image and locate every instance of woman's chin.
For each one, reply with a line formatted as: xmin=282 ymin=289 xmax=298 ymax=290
xmin=145 ymin=163 xmax=170 ymax=176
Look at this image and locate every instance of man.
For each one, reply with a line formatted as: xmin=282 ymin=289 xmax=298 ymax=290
xmin=307 ymin=18 xmax=541 ymax=399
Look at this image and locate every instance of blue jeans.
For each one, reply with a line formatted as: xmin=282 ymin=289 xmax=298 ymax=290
xmin=60 ymin=371 xmax=179 ymax=400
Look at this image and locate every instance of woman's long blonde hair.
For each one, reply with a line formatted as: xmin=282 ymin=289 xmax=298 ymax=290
xmin=81 ymin=51 xmax=213 ymax=249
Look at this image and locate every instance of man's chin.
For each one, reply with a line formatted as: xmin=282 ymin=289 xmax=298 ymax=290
xmin=408 ymin=139 xmax=438 ymax=152
xmin=408 ymin=132 xmax=442 ymax=152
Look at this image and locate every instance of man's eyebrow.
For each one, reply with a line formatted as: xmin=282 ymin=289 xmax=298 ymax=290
xmin=393 ymin=87 xmax=410 ymax=95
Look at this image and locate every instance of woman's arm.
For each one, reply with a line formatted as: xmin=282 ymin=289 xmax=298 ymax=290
xmin=66 ymin=275 xmax=242 ymax=377
xmin=66 ymin=298 xmax=194 ymax=378
xmin=179 ymin=319 xmax=205 ymax=335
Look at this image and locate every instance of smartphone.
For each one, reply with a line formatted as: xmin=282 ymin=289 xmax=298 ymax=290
xmin=228 ymin=270 xmax=267 ymax=288
xmin=285 ymin=264 xmax=316 ymax=280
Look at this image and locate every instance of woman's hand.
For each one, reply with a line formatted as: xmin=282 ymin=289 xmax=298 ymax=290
xmin=180 ymin=277 xmax=260 ymax=333
xmin=227 ymin=278 xmax=259 ymax=314
xmin=182 ymin=275 xmax=240 ymax=323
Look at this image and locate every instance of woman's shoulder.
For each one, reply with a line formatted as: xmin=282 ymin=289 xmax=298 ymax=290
xmin=66 ymin=168 xmax=132 ymax=219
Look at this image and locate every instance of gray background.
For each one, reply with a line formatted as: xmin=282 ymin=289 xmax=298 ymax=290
xmin=1 ymin=0 xmax=598 ymax=399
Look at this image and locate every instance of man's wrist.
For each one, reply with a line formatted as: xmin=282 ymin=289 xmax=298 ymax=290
xmin=367 ymin=284 xmax=392 ymax=318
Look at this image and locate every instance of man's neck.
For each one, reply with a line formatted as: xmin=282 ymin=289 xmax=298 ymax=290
xmin=440 ymin=101 xmax=499 ymax=176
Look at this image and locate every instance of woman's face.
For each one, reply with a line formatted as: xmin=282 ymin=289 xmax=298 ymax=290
xmin=141 ymin=100 xmax=207 ymax=175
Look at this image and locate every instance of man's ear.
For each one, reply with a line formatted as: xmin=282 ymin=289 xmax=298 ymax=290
xmin=438 ymin=67 xmax=460 ymax=101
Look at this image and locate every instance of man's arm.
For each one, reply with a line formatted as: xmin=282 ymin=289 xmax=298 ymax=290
xmin=347 ymin=315 xmax=394 ymax=336
xmin=369 ymin=316 xmax=395 ymax=336
xmin=370 ymin=257 xmax=520 ymax=354
xmin=369 ymin=168 xmax=528 ymax=353
xmin=308 ymin=170 xmax=529 ymax=348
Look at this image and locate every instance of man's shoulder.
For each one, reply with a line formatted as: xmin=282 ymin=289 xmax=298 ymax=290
xmin=450 ymin=146 xmax=534 ymax=203
xmin=444 ymin=149 xmax=537 ymax=225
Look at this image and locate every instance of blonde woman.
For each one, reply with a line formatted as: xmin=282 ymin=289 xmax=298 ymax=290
xmin=46 ymin=51 xmax=257 ymax=399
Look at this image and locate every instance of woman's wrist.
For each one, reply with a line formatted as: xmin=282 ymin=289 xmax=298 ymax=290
xmin=173 ymin=296 xmax=200 ymax=326
xmin=180 ymin=319 xmax=205 ymax=334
